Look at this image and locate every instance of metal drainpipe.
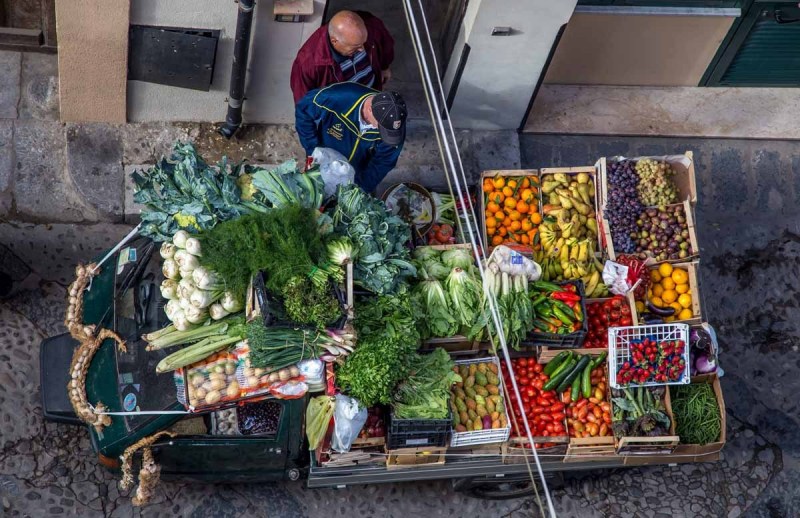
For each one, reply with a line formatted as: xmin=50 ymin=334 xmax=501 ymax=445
xmin=219 ymin=0 xmax=256 ymax=139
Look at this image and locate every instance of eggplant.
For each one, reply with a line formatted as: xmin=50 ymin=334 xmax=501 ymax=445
xmin=641 ymin=313 xmax=665 ymax=324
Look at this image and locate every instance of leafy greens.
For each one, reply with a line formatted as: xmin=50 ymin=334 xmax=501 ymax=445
xmin=393 ymin=348 xmax=461 ymax=419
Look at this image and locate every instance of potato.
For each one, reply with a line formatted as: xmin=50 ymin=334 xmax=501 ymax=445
xmin=194 ymin=387 xmax=207 ymax=400
xmin=209 ymin=372 xmax=225 ymax=382
xmin=225 ymin=362 xmax=237 ymax=376
xmin=246 ymin=375 xmax=259 ymax=387
xmin=278 ymin=369 xmax=291 ymax=381
xmin=204 ymin=390 xmax=222 ymax=405
xmin=289 ymin=366 xmax=300 ymax=378
xmin=268 ymin=372 xmax=280 ymax=383
xmin=254 ymin=368 xmax=265 ymax=377
xmin=209 ymin=378 xmax=226 ymax=391
xmin=242 ymin=367 xmax=254 ymax=378
xmin=226 ymin=381 xmax=240 ymax=398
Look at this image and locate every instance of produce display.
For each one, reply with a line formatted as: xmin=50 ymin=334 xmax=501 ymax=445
xmin=482 ymin=174 xmax=542 ymax=248
xmin=528 ymin=281 xmax=585 ymax=336
xmin=614 ymin=337 xmax=688 ymax=387
xmin=640 ymin=263 xmax=695 ymax=323
xmin=671 ymin=383 xmax=721 ymax=445
xmin=450 ymin=360 xmax=508 ymax=433
xmin=584 ymin=296 xmax=633 ymax=349
xmin=184 ymin=350 xmax=242 ymax=408
xmin=502 ymin=358 xmax=566 ymax=445
xmin=611 ymin=386 xmax=672 ymax=438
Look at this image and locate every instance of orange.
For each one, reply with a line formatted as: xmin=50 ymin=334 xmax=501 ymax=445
xmin=483 ymin=180 xmax=495 ymax=193
xmin=509 ymin=210 xmax=522 ymax=221
xmin=498 ymin=227 xmax=508 ymax=237
xmin=678 ymin=293 xmax=692 ymax=309
xmin=486 ymin=217 xmax=497 ymax=229
xmin=521 ymin=177 xmax=531 ymax=188
xmin=507 ymin=179 xmax=518 ymax=189
xmin=520 ymin=234 xmax=530 ymax=245
xmin=671 ymin=269 xmax=688 ymax=285
xmin=487 ymin=201 xmax=500 ymax=213
xmin=502 ymin=186 xmax=514 ymax=198
xmin=516 ymin=201 xmax=529 ymax=214
xmin=651 ymin=296 xmax=664 ymax=308
xmin=530 ymin=212 xmax=542 ymax=224
xmin=675 ymin=283 xmax=689 ymax=294
xmin=661 ymin=278 xmax=676 ymax=291
xmin=490 ymin=192 xmax=504 ymax=204
xmin=519 ymin=188 xmax=533 ymax=202
xmin=492 ymin=177 xmax=505 ymax=190
xmin=510 ymin=221 xmax=521 ymax=232
xmin=504 ymin=198 xmax=517 ymax=210
xmin=669 ymin=302 xmax=683 ymax=315
xmin=650 ymin=270 xmax=662 ymax=283
xmin=661 ymin=289 xmax=678 ymax=304
xmin=652 ymin=284 xmax=664 ymax=297
xmin=491 ymin=235 xmax=503 ymax=246
xmin=678 ymin=308 xmax=694 ymax=320
xmin=494 ymin=210 xmax=505 ymax=220
xmin=521 ymin=220 xmax=533 ymax=232
xmin=658 ymin=263 xmax=674 ymax=278
xmin=503 ymin=217 xmax=512 ymax=227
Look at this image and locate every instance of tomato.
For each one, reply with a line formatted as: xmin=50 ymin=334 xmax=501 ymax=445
xmin=546 ymin=423 xmax=555 ymax=433
xmin=552 ymin=412 xmax=566 ymax=421
xmin=525 ymin=387 xmax=536 ymax=399
xmin=527 ymin=368 xmax=537 ymax=379
xmin=517 ymin=358 xmax=528 ymax=367
xmin=536 ymin=396 xmax=550 ymax=406
xmin=518 ymin=376 xmax=530 ymax=387
xmin=522 ymin=394 xmax=531 ymax=404
xmin=620 ymin=305 xmax=631 ymax=316
xmin=533 ymin=379 xmax=545 ymax=390
xmin=550 ymin=402 xmax=565 ymax=412
xmin=620 ymin=316 xmax=633 ymax=326
xmin=533 ymin=363 xmax=543 ymax=373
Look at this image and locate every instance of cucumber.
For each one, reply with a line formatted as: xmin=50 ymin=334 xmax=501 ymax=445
xmin=543 ymin=351 xmax=570 ymax=375
xmin=556 ymin=355 xmax=591 ymax=393
xmin=581 ymin=362 xmax=592 ymax=399
xmin=543 ymin=357 xmax=576 ymax=391
xmin=589 ymin=351 xmax=608 ymax=370
xmin=547 ymin=352 xmax=574 ymax=380
xmin=570 ymin=371 xmax=581 ymax=401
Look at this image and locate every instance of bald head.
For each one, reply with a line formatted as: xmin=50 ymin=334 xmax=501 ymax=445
xmin=328 ymin=10 xmax=367 ymax=57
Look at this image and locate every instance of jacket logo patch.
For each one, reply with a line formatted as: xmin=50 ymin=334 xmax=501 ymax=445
xmin=327 ymin=125 xmax=344 ymax=140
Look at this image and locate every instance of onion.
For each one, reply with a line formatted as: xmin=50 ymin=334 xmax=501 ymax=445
xmin=695 ymin=354 xmax=717 ymax=374
xmin=172 ymin=230 xmax=190 ymax=248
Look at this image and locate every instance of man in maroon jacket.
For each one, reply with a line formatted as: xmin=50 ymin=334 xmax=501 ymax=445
xmin=290 ymin=10 xmax=395 ymax=104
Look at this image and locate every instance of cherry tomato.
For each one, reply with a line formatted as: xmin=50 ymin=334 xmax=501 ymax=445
xmin=526 ymin=387 xmax=536 ymax=399
xmin=533 ymin=379 xmax=545 ymax=390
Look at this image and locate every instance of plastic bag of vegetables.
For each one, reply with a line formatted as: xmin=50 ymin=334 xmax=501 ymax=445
xmin=306 ymin=396 xmax=335 ymax=450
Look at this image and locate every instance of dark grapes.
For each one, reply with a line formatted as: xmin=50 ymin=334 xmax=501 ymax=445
xmin=606 ymin=160 xmax=642 ymax=254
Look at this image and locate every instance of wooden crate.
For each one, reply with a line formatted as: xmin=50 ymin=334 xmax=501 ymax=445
xmin=351 ymin=436 xmax=386 ymax=448
xmin=603 ymin=199 xmax=698 ymax=263
xmin=614 ymin=387 xmax=679 ymax=456
xmin=447 ymin=444 xmax=505 ymax=462
xmin=671 ymin=374 xmax=726 ymax=458
xmin=503 ymin=437 xmax=568 ymax=464
xmin=479 ymin=169 xmax=540 ymax=253
xmin=628 ymin=260 xmax=702 ymax=325
xmin=564 ymin=436 xmax=616 ymax=462
xmin=598 ymin=151 xmax=697 ymax=210
xmin=538 ymin=346 xmax=606 ymax=363
xmin=386 ymin=446 xmax=447 ymax=469
xmin=539 ymin=166 xmax=604 ymax=255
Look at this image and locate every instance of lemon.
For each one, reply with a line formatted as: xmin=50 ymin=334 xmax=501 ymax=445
xmin=662 ymin=289 xmax=678 ymax=304
xmin=635 ymin=301 xmax=645 ymax=313
xmin=658 ymin=263 xmax=673 ymax=278
xmin=675 ymin=283 xmax=689 ymax=294
xmin=671 ymin=268 xmax=688 ymax=285
xmin=678 ymin=293 xmax=692 ymax=309
xmin=669 ymin=302 xmax=683 ymax=314
xmin=664 ymin=316 xmax=675 ymax=322
xmin=661 ymin=278 xmax=676 ymax=291
xmin=650 ymin=270 xmax=663 ymax=283
xmin=678 ymin=308 xmax=694 ymax=320
xmin=651 ymin=296 xmax=664 ymax=308
xmin=652 ymin=285 xmax=664 ymax=297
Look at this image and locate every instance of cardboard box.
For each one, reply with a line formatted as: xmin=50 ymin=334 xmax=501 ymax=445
xmin=671 ymin=374 xmax=726 ymax=458
xmin=627 ymin=260 xmax=702 ymax=326
xmin=386 ymin=446 xmax=447 ymax=469
xmin=539 ymin=166 xmax=604 ymax=255
xmin=479 ymin=169 xmax=540 ymax=253
xmin=603 ymin=199 xmax=698 ymax=263
xmin=598 ymin=151 xmax=697 ymax=209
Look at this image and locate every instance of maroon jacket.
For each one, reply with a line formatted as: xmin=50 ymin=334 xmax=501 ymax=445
xmin=290 ymin=11 xmax=395 ymax=103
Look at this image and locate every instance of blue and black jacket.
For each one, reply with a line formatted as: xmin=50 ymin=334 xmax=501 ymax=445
xmin=295 ymin=82 xmax=404 ymax=193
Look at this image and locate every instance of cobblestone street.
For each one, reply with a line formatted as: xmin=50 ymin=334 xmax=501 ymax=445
xmin=1 ymin=48 xmax=799 ymax=517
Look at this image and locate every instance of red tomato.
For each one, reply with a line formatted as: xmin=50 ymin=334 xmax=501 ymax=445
xmin=518 ymin=358 xmax=528 ymax=367
xmin=620 ymin=316 xmax=633 ymax=326
xmin=533 ymin=363 xmax=543 ymax=373
xmin=536 ymin=396 xmax=550 ymax=406
xmin=526 ymin=387 xmax=537 ymax=399
xmin=527 ymin=368 xmax=537 ymax=379
xmin=533 ymin=379 xmax=545 ymax=390
xmin=518 ymin=376 xmax=530 ymax=386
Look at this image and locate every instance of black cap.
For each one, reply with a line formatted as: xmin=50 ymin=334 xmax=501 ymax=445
xmin=372 ymin=91 xmax=407 ymax=146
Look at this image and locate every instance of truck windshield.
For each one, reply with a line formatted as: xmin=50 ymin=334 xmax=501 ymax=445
xmin=112 ymin=237 xmax=182 ymax=432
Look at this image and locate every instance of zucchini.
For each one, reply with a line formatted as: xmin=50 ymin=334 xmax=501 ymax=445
xmin=543 ymin=357 xmax=576 ymax=391
xmin=543 ymin=351 xmax=570 ymax=375
xmin=581 ymin=361 xmax=592 ymax=399
xmin=570 ymin=371 xmax=581 ymax=401
xmin=589 ymin=351 xmax=608 ymax=370
xmin=556 ymin=355 xmax=591 ymax=393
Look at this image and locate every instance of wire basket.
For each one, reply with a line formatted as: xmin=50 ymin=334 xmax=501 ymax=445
xmin=608 ymin=323 xmax=690 ymax=389
xmin=450 ymin=357 xmax=511 ymax=447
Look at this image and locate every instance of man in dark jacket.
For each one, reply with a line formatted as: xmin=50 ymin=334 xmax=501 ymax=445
xmin=290 ymin=10 xmax=395 ymax=103
xmin=295 ymin=82 xmax=407 ymax=193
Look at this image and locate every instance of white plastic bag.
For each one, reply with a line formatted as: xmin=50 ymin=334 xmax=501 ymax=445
xmin=603 ymin=260 xmax=633 ymax=296
xmin=487 ymin=245 xmax=542 ymax=280
xmin=312 ymin=147 xmax=355 ymax=197
xmin=331 ymin=394 xmax=368 ymax=453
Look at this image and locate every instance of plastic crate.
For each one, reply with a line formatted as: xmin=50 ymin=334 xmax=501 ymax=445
xmin=387 ymin=410 xmax=451 ymax=449
xmin=522 ymin=280 xmax=588 ymax=349
xmin=450 ymin=357 xmax=511 ymax=447
xmin=608 ymin=323 xmax=690 ymax=389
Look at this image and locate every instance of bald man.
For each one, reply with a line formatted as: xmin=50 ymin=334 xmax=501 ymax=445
xmin=290 ymin=10 xmax=395 ymax=103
